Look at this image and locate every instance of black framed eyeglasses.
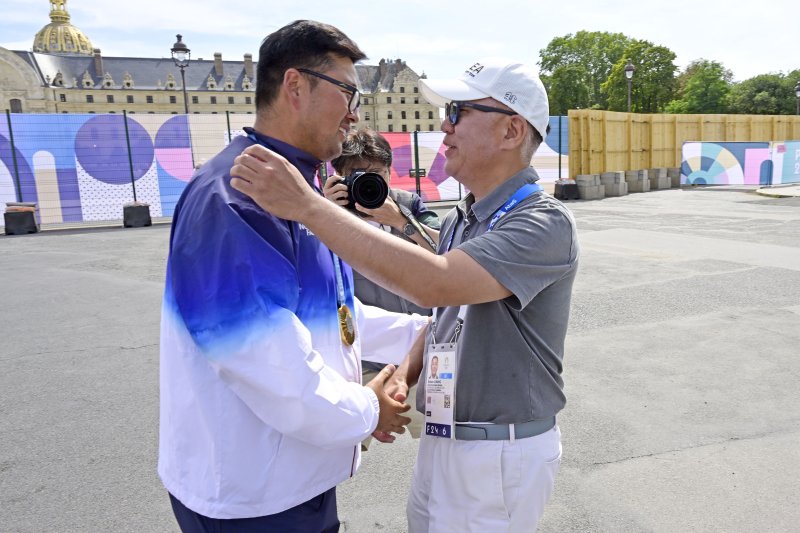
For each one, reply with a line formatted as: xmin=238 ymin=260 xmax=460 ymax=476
xmin=297 ymin=68 xmax=361 ymax=114
xmin=445 ymin=100 xmax=517 ymax=125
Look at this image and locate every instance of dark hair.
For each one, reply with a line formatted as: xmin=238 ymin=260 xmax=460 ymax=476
xmin=256 ymin=20 xmax=366 ymax=110
xmin=331 ymin=129 xmax=393 ymax=174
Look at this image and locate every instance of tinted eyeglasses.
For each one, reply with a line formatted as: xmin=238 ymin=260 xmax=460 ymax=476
xmin=445 ymin=100 xmax=517 ymax=126
xmin=297 ymin=68 xmax=361 ymax=114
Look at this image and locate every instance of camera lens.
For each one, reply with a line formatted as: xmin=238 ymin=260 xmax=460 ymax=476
xmin=350 ymin=172 xmax=389 ymax=209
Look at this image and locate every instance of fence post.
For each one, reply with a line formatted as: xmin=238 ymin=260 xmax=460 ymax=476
xmin=226 ymin=110 xmax=232 ymax=144
xmin=558 ymin=115 xmax=563 ymax=180
xmin=122 ymin=110 xmax=137 ymax=202
xmin=5 ymin=109 xmax=23 ymax=202
xmin=413 ymin=130 xmax=421 ymax=195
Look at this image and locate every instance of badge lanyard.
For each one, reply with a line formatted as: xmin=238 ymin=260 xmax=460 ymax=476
xmin=425 ymin=182 xmax=542 ymax=439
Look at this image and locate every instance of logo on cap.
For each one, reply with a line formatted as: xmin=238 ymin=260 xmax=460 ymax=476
xmin=504 ymin=92 xmax=518 ymax=104
xmin=466 ymin=63 xmax=484 ymax=78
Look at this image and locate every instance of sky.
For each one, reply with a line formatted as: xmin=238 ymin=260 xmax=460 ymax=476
xmin=2 ymin=0 xmax=797 ymax=83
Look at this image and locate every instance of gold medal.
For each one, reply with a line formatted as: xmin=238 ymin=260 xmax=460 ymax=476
xmin=338 ymin=303 xmax=356 ymax=345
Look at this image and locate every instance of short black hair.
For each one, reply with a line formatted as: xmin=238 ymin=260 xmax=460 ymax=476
xmin=255 ymin=20 xmax=366 ymax=110
xmin=331 ymin=129 xmax=393 ymax=175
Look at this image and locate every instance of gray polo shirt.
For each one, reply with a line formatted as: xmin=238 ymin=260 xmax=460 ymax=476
xmin=416 ymin=167 xmax=579 ymax=424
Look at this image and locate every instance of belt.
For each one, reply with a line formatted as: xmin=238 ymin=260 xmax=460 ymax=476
xmin=454 ymin=417 xmax=556 ymax=441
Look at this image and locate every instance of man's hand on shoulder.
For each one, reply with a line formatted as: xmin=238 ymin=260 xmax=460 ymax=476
xmin=230 ymin=143 xmax=320 ymax=221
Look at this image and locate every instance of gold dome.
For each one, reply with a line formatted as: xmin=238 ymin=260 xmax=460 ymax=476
xmin=33 ymin=0 xmax=93 ymax=55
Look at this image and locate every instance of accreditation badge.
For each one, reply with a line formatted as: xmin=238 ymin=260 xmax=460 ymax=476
xmin=338 ymin=303 xmax=355 ymax=346
xmin=424 ymin=343 xmax=457 ymax=439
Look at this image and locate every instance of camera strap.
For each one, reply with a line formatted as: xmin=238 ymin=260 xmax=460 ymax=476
xmin=397 ymin=204 xmax=437 ymax=251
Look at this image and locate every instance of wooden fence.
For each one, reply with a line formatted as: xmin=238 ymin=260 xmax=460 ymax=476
xmin=567 ymin=110 xmax=800 ymax=178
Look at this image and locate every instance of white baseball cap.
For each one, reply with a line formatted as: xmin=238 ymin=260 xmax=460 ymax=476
xmin=419 ymin=57 xmax=550 ymax=139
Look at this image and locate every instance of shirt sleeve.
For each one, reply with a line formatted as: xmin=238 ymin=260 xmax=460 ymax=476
xmin=165 ymin=184 xmax=378 ymax=449
xmin=411 ymin=193 xmax=441 ymax=230
xmin=457 ymin=198 xmax=578 ymax=310
xmin=355 ymin=298 xmax=429 ymax=365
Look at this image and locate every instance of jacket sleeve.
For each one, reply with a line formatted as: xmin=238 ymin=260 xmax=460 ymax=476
xmin=165 ymin=186 xmax=378 ymax=449
xmin=355 ymin=297 xmax=429 ymax=365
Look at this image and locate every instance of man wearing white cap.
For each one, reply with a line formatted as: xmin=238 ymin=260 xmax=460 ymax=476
xmin=230 ymin=57 xmax=580 ymax=532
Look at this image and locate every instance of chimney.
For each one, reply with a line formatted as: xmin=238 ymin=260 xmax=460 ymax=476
xmin=214 ymin=52 xmax=224 ymax=77
xmin=244 ymin=53 xmax=254 ymax=79
xmin=93 ymin=48 xmax=103 ymax=77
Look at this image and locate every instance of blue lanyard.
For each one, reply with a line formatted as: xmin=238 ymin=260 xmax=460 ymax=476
xmin=444 ymin=183 xmax=542 ymax=251
xmin=330 ymin=253 xmax=347 ymax=308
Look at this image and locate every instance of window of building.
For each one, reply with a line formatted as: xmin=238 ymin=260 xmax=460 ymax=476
xmin=402 ymin=125 xmax=407 ymax=132
xmin=416 ymin=124 xmax=422 ymax=131
xmin=400 ymin=97 xmax=405 ymax=104
xmin=127 ymin=95 xmax=134 ymax=104
xmin=429 ymin=124 xmax=435 ymax=131
xmin=401 ymin=111 xmax=406 ymax=119
xmin=228 ymin=96 xmax=235 ymax=104
xmin=169 ymin=95 xmax=177 ymax=104
xmin=171 ymin=111 xmax=178 ymax=114
xmin=387 ymin=97 xmax=392 ymax=104
xmin=400 ymin=87 xmax=405 ymax=93
xmin=428 ymin=111 xmax=434 ymax=119
xmin=365 ymin=112 xmax=371 ymax=121
xmin=86 ymin=95 xmax=94 ymax=103
xmin=414 ymin=111 xmax=420 ymax=119
xmin=388 ymin=124 xmax=394 ymax=132
xmin=414 ymin=97 xmax=419 ymax=104
xmin=192 ymin=96 xmax=199 ymax=104
xmin=211 ymin=96 xmax=217 ymax=104
xmin=245 ymin=96 xmax=252 ymax=105
xmin=106 ymin=95 xmax=114 ymax=103
xmin=387 ymin=111 xmax=393 ymax=119
xmin=146 ymin=95 xmax=154 ymax=103
xmin=59 ymin=94 xmax=66 ymax=102
xmin=363 ymin=97 xmax=369 ymax=105
xmin=10 ymin=99 xmax=23 ymax=113
xmin=413 ymin=87 xmax=419 ymax=93
xmin=88 ymin=111 xmax=95 ymax=114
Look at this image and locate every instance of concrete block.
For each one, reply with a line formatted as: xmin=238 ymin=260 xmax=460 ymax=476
xmin=667 ymin=167 xmax=681 ymax=187
xmin=625 ymin=169 xmax=648 ymax=182
xmin=575 ymin=174 xmax=601 ymax=187
xmin=600 ymin=171 xmax=625 ymax=184
xmin=603 ymin=181 xmax=628 ymax=197
xmin=627 ymin=178 xmax=650 ymax=193
xmin=648 ymin=168 xmax=669 ymax=189
xmin=577 ymin=184 xmax=605 ymax=200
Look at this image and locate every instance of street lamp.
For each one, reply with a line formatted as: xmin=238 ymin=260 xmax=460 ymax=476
xmin=624 ymin=59 xmax=635 ymax=113
xmin=171 ymin=34 xmax=191 ymax=114
xmin=795 ymin=80 xmax=800 ymax=116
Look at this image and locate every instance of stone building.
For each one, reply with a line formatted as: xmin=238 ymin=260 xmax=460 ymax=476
xmin=1 ymin=0 xmax=440 ymax=128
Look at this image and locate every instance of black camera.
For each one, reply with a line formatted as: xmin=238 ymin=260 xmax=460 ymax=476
xmin=337 ymin=170 xmax=389 ymax=210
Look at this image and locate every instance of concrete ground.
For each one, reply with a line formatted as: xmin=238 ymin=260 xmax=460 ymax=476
xmin=1 ymin=185 xmax=799 ymax=532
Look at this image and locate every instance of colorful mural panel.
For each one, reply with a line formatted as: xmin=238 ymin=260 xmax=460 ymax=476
xmin=0 ymin=113 xmax=571 ymax=229
xmin=681 ymin=141 xmax=800 ymax=186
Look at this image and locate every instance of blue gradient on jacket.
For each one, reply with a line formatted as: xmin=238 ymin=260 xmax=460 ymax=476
xmin=164 ymin=133 xmax=354 ymax=355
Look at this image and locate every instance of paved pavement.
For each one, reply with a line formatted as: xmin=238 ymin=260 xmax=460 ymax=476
xmin=1 ymin=186 xmax=799 ymax=532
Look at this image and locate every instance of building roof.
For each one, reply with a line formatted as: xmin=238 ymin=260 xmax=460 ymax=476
xmin=12 ymin=50 xmax=255 ymax=91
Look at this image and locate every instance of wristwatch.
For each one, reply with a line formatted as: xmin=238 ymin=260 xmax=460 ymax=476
xmin=402 ymin=222 xmax=416 ymax=237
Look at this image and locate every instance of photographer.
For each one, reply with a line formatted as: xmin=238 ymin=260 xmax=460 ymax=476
xmin=325 ymin=129 xmax=440 ymax=257
xmin=324 ymin=128 xmax=440 ymax=448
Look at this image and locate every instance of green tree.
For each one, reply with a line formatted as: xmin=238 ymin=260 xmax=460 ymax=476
xmin=602 ymin=40 xmax=677 ymax=113
xmin=539 ymin=31 xmax=631 ymax=110
xmin=728 ymin=71 xmax=800 ymax=114
xmin=665 ymin=59 xmax=732 ymax=114
xmin=542 ymin=64 xmax=591 ymax=114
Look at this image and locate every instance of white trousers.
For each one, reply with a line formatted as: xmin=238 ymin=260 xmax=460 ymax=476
xmin=407 ymin=425 xmax=562 ymax=533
